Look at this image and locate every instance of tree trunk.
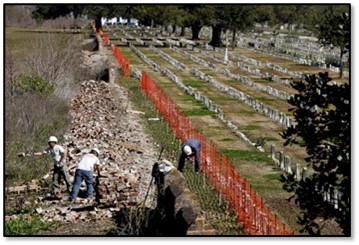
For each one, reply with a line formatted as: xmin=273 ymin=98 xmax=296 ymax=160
xmin=172 ymin=25 xmax=177 ymax=34
xmin=191 ymin=24 xmax=202 ymax=40
xmin=339 ymin=48 xmax=344 ymax=79
xmin=180 ymin=26 xmax=185 ymax=36
xmin=95 ymin=15 xmax=102 ymax=32
xmin=209 ymin=25 xmax=222 ymax=47
xmin=231 ymin=29 xmax=236 ymax=50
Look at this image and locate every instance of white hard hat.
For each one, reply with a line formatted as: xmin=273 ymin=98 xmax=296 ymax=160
xmin=183 ymin=145 xmax=192 ymax=156
xmin=48 ymin=136 xmax=58 ymax=143
xmin=91 ymin=147 xmax=100 ymax=156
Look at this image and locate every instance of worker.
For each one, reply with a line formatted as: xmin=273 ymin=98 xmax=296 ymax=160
xmin=69 ymin=148 xmax=101 ymax=203
xmin=177 ymin=139 xmax=201 ymax=173
xmin=19 ymin=136 xmax=72 ymax=193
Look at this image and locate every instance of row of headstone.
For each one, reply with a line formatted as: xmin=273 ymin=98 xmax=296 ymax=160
xmin=205 ymin=44 xmax=262 ymax=67
xmin=141 ymin=26 xmax=348 ymax=80
xmin=128 ymin=43 xmax=160 ymax=72
xmin=269 ymin=75 xmax=292 ymax=87
xmin=104 ymin=26 xmax=127 ymax=44
xmin=266 ymin=62 xmax=305 ymax=81
xmin=152 ymin=38 xmax=164 ymax=46
xmin=237 ymin=62 xmax=264 ymax=77
xmin=127 ymin=43 xmax=264 ymax=152
xmin=166 ymin=38 xmax=181 ymax=47
xmin=117 ymin=28 xmax=134 ymax=39
xmin=159 ymin=63 xmax=262 ymax=151
xmin=135 ymin=37 xmax=146 ymax=46
xmin=191 ymin=68 xmax=292 ymax=129
xmin=179 ymin=38 xmax=197 ymax=46
xmin=221 ymin=69 xmax=291 ymax=101
xmin=270 ymin=145 xmax=343 ymax=211
xmin=171 ymin=46 xmax=215 ymax=70
xmin=120 ymin=29 xmax=293 ymax=130
xmin=237 ymin=35 xmax=334 ymax=65
xmin=187 ymin=86 xmax=263 ymax=151
xmin=191 ymin=47 xmax=232 ymax=66
xmin=236 ymin=34 xmax=348 ymax=79
xmin=173 ymin=44 xmax=293 ymax=102
xmin=172 ymin=45 xmax=292 ymax=103
xmin=203 ymin=43 xmax=302 ymax=86
xmin=200 ymin=42 xmax=304 ymax=91
xmin=328 ymin=64 xmax=341 ymax=73
xmin=149 ymin=45 xmax=187 ymax=71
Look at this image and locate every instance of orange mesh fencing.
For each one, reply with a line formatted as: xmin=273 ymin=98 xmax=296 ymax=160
xmin=140 ymin=71 xmax=294 ymax=235
xmin=111 ymin=44 xmax=130 ymax=77
xmin=98 ymin=29 xmax=130 ymax=77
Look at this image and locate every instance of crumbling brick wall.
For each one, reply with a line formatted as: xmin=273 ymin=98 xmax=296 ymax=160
xmin=152 ymin=160 xmax=215 ymax=235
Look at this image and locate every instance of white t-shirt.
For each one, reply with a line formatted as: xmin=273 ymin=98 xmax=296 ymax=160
xmin=44 ymin=145 xmax=65 ymax=165
xmin=77 ymin=153 xmax=100 ymax=171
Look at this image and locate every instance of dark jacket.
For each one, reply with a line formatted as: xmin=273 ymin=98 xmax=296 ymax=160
xmin=178 ymin=139 xmax=201 ymax=172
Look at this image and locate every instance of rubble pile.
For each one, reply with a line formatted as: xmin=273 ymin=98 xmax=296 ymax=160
xmin=18 ymin=77 xmax=159 ymax=223
xmin=63 ymin=79 xmax=158 ymax=208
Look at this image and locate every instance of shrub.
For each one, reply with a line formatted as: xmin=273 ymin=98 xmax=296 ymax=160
xmin=5 ymin=214 xmax=53 ymax=236
xmin=16 ymin=75 xmax=54 ymax=97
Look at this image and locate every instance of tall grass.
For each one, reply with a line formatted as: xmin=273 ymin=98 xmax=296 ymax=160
xmin=5 ymin=215 xmax=54 ymax=236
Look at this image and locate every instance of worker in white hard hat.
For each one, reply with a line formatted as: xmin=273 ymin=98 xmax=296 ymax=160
xmin=178 ymin=139 xmax=201 ymax=173
xmin=29 ymin=136 xmax=71 ymax=193
xmin=69 ymin=148 xmax=101 ymax=202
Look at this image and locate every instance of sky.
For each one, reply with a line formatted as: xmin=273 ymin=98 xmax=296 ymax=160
xmin=0 ymin=0 xmax=356 ymax=243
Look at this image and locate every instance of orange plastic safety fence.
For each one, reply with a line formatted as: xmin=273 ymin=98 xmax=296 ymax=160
xmin=97 ymin=29 xmax=130 ymax=77
xmin=139 ymin=71 xmax=295 ymax=235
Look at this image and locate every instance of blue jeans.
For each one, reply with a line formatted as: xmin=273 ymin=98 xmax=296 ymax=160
xmin=70 ymin=169 xmax=94 ymax=201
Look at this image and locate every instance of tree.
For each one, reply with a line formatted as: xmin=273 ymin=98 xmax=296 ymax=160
xmin=183 ymin=5 xmax=213 ymax=40
xmin=281 ymin=72 xmax=350 ymax=235
xmin=83 ymin=5 xmax=109 ymax=31
xmin=133 ymin=5 xmax=164 ymax=28
xmin=254 ymin=5 xmax=278 ymax=27
xmin=222 ymin=5 xmax=256 ymax=49
xmin=32 ymin=5 xmax=74 ymax=23
xmin=316 ymin=7 xmax=350 ymax=79
xmin=274 ymin=5 xmax=299 ymax=31
xmin=159 ymin=5 xmax=187 ymax=34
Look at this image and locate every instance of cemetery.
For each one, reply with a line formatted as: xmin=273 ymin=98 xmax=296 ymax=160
xmin=4 ymin=4 xmax=349 ymax=236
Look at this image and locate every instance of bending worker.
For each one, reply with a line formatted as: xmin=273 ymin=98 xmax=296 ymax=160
xmin=69 ymin=148 xmax=101 ymax=202
xmin=178 ymin=139 xmax=201 ymax=173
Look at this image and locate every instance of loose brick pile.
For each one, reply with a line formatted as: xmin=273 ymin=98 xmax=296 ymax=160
xmin=6 ymin=74 xmax=160 ymax=223
xmin=64 ymin=79 xmax=158 ymax=208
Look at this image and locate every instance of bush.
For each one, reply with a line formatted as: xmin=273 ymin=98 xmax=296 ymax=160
xmin=16 ymin=75 xmax=54 ymax=97
xmin=5 ymin=214 xmax=53 ymax=236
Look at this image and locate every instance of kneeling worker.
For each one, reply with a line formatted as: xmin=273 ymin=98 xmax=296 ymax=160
xmin=178 ymin=139 xmax=201 ymax=173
